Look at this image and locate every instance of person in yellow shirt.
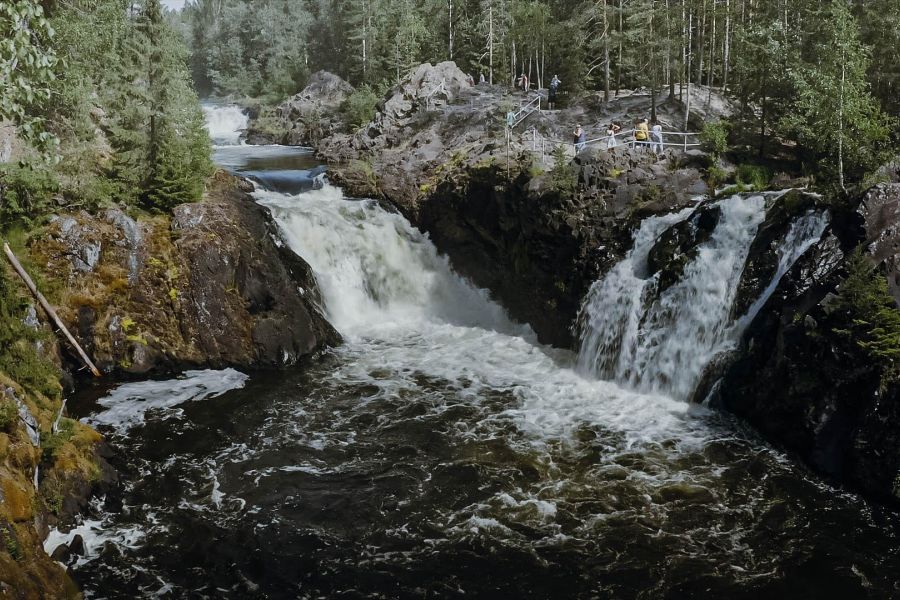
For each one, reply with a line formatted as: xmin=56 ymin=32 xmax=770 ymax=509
xmin=634 ymin=118 xmax=650 ymax=149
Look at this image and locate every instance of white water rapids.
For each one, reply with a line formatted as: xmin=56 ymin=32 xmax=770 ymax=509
xmin=576 ymin=195 xmax=828 ymax=402
xmin=201 ymin=103 xmax=248 ymax=146
xmin=254 ymin=185 xmax=700 ymax=444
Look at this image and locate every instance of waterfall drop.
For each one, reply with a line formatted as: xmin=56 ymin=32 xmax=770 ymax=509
xmin=202 ymin=103 xmax=248 ymax=146
xmin=576 ymin=194 xmax=828 ymax=402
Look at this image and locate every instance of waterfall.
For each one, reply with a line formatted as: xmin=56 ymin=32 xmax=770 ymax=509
xmin=202 ymin=103 xmax=248 ymax=146
xmin=577 ymin=194 xmax=827 ymax=402
xmin=254 ymin=184 xmax=521 ymax=338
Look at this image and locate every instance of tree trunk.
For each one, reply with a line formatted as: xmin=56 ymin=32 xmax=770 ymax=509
xmin=489 ymin=6 xmax=494 ymax=85
xmin=723 ymin=0 xmax=731 ymax=91
xmin=616 ymin=0 xmax=623 ymax=95
xmin=449 ymin=0 xmax=453 ymax=59
xmin=603 ymin=0 xmax=610 ymax=102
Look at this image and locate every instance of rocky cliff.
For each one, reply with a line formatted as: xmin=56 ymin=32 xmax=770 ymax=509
xmin=0 ymin=170 xmax=339 ymax=595
xmin=718 ymin=184 xmax=900 ymax=504
xmin=29 ymin=170 xmax=338 ymax=376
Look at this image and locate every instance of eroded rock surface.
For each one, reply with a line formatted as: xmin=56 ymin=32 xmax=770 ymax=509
xmin=33 ymin=171 xmax=338 ymax=375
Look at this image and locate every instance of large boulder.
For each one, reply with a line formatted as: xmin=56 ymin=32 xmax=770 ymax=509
xmin=33 ymin=171 xmax=339 ymax=375
xmin=857 ymin=183 xmax=900 ymax=304
xmin=360 ymin=61 xmax=473 ymax=149
xmin=249 ymin=71 xmax=355 ymax=146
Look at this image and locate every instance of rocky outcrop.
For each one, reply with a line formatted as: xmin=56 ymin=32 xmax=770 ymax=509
xmin=0 ymin=373 xmax=110 ymax=598
xmin=417 ymin=151 xmax=704 ymax=346
xmin=857 ymin=183 xmax=900 ymax=303
xmin=246 ymin=71 xmax=354 ymax=145
xmin=31 ymin=170 xmax=338 ymax=375
xmin=717 ymin=184 xmax=900 ymax=505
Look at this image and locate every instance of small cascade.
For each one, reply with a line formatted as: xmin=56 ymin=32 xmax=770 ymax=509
xmin=577 ymin=193 xmax=827 ymax=402
xmin=202 ymin=103 xmax=248 ymax=146
xmin=735 ymin=209 xmax=829 ymax=329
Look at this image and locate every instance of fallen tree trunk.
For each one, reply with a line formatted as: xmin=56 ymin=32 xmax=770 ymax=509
xmin=3 ymin=242 xmax=102 ymax=377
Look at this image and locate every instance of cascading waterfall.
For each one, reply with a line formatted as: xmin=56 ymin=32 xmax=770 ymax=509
xmin=202 ymin=103 xmax=248 ymax=146
xmin=577 ymin=194 xmax=827 ymax=402
xmin=254 ymin=184 xmax=523 ymax=338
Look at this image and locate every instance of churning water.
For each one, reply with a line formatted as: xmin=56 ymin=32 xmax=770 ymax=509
xmin=58 ymin=107 xmax=900 ymax=599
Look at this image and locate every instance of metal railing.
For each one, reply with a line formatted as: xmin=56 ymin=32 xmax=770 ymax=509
xmin=527 ymin=127 xmax=702 ymax=160
xmin=509 ymin=94 xmax=542 ymax=129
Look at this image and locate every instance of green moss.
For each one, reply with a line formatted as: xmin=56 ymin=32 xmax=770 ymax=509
xmin=40 ymin=419 xmax=75 ymax=463
xmin=1 ymin=527 xmax=22 ymax=562
xmin=0 ymin=400 xmax=17 ymax=433
xmin=125 ymin=334 xmax=148 ymax=345
xmin=121 ymin=317 xmax=136 ymax=333
xmin=0 ymin=267 xmax=61 ymax=399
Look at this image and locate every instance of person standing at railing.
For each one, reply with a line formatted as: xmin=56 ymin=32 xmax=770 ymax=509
xmin=651 ymin=121 xmax=663 ymax=154
xmin=548 ymin=75 xmax=561 ymax=110
xmin=574 ymin=124 xmax=586 ymax=153
xmin=606 ymin=123 xmax=621 ymax=149
xmin=634 ymin=118 xmax=650 ymax=150
xmin=517 ymin=73 xmax=529 ymax=92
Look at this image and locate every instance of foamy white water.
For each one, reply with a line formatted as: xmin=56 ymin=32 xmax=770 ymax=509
xmin=84 ymin=369 xmax=249 ymax=432
xmin=202 ymin=103 xmax=249 ymax=146
xmin=255 ymin=185 xmax=707 ymax=448
xmin=577 ymin=194 xmax=828 ymax=402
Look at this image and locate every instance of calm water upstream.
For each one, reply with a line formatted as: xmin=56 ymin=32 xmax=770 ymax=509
xmin=57 ymin=106 xmax=900 ymax=599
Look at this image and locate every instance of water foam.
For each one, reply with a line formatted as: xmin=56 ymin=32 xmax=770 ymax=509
xmin=202 ymin=103 xmax=249 ymax=146
xmin=255 ymin=184 xmax=708 ymax=449
xmin=85 ymin=369 xmax=249 ymax=433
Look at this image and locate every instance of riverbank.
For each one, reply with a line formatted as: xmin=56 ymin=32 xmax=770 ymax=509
xmin=0 ymin=166 xmax=339 ymax=593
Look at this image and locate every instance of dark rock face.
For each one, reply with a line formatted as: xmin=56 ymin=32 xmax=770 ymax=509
xmin=34 ymin=171 xmax=338 ymax=375
xmin=647 ymin=203 xmax=720 ymax=294
xmin=718 ymin=186 xmax=900 ymax=505
xmin=857 ymin=183 xmax=900 ymax=304
xmin=732 ymin=189 xmax=825 ymax=317
xmin=417 ymin=160 xmax=702 ymax=347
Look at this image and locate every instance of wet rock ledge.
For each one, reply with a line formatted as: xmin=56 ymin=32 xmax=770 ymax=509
xmin=31 ymin=170 xmax=339 ymax=375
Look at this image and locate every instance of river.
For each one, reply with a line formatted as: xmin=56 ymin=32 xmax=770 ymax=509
xmin=55 ymin=105 xmax=900 ymax=599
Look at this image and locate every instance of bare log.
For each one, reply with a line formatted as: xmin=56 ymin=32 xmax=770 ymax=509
xmin=3 ymin=242 xmax=102 ymax=377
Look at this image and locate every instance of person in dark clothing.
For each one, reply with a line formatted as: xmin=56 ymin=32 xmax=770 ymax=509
xmin=548 ymin=75 xmax=561 ymax=110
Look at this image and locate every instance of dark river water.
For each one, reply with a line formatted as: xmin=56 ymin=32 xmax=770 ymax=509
xmin=54 ymin=109 xmax=900 ymax=599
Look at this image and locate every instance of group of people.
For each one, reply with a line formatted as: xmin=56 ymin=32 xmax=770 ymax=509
xmin=573 ymin=118 xmax=666 ymax=154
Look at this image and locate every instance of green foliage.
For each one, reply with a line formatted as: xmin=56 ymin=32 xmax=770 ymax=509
xmin=1 ymin=527 xmax=22 ymax=562
xmin=699 ymin=121 xmax=730 ymax=159
xmin=0 ymin=266 xmax=60 ymax=399
xmin=548 ymin=144 xmax=576 ymax=194
xmin=40 ymin=418 xmax=75 ymax=463
xmin=0 ymin=165 xmax=59 ymax=230
xmin=735 ymin=164 xmax=772 ymax=191
xmin=833 ymin=251 xmax=900 ymax=385
xmin=782 ymin=1 xmax=893 ymax=190
xmin=341 ymin=86 xmax=380 ymax=130
xmin=0 ymin=0 xmax=59 ymax=159
xmin=706 ymin=165 xmax=728 ymax=189
xmin=0 ymin=399 xmax=17 ymax=433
